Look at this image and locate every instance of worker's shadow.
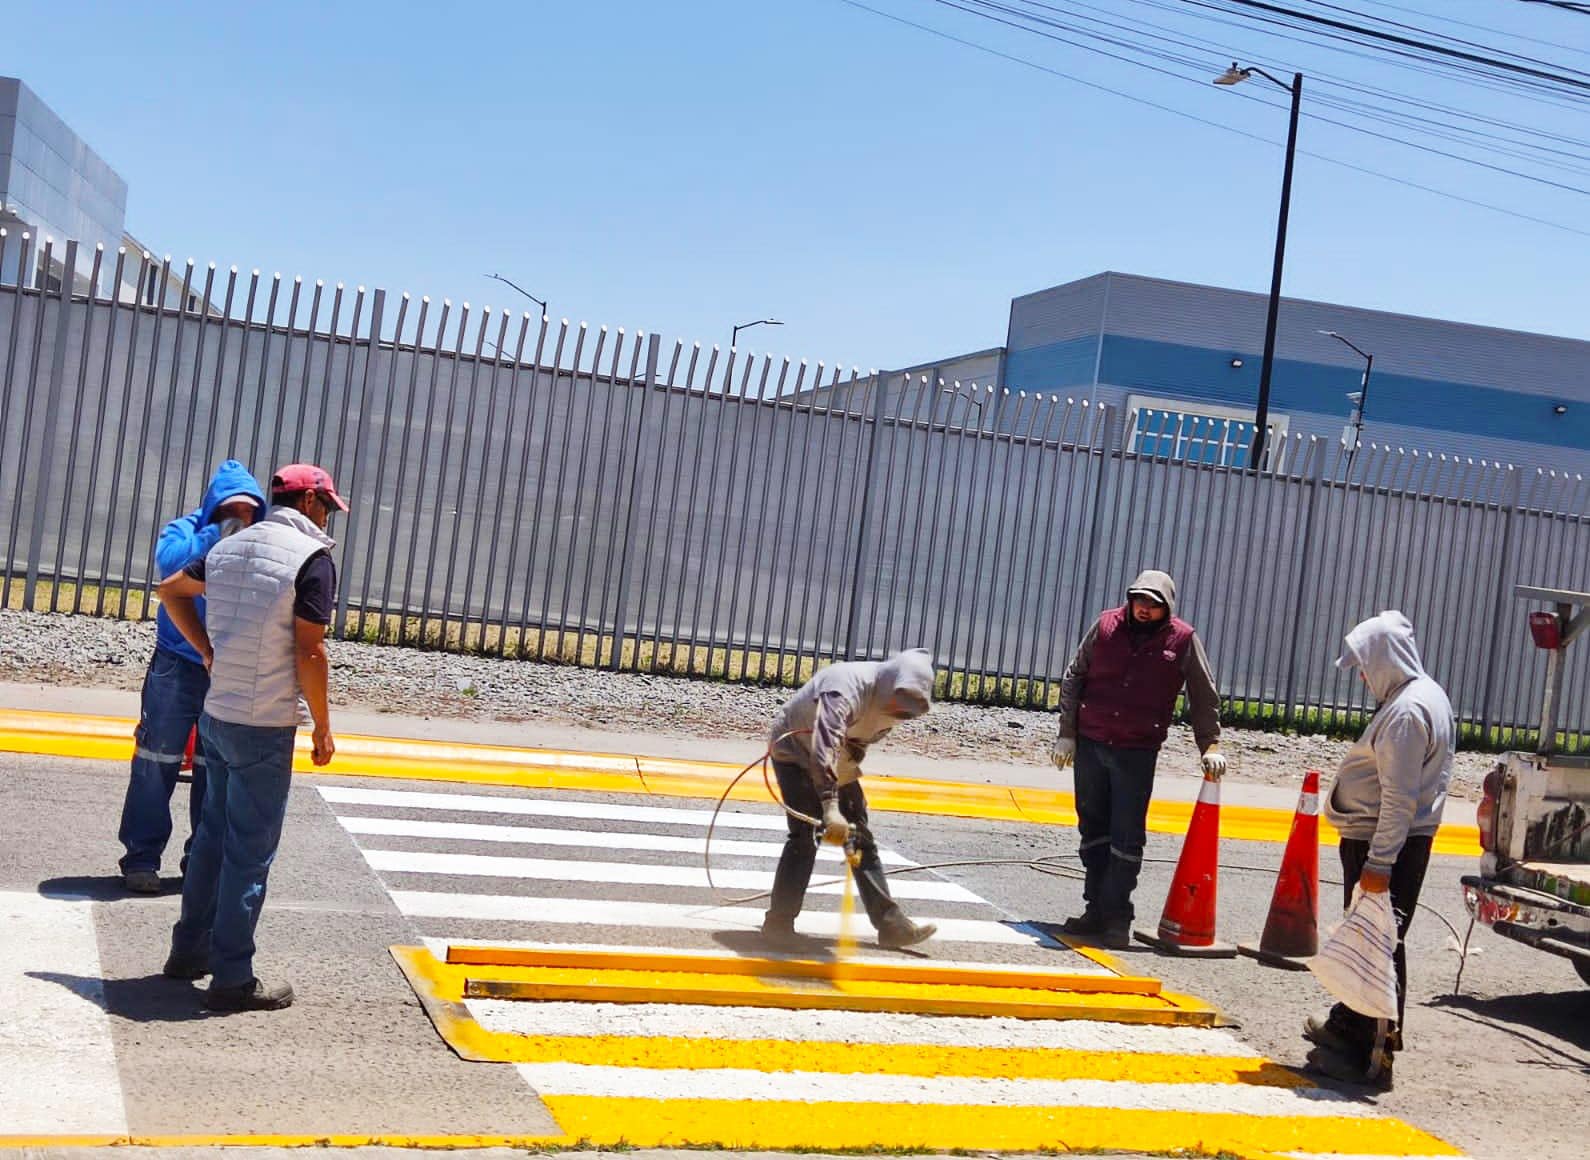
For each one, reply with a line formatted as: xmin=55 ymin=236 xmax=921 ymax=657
xmin=1429 ymin=991 xmax=1590 ymax=1059
xmin=26 ymin=971 xmax=210 ymax=1024
xmin=37 ymin=874 xmax=181 ymax=900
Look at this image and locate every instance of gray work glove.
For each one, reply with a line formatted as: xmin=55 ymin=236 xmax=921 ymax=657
xmin=1201 ymin=746 xmax=1227 ymax=780
xmin=1051 ymin=736 xmax=1076 ymax=770
xmin=821 ymin=799 xmax=851 ymax=846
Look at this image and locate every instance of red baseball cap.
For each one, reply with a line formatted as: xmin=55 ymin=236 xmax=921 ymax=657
xmin=270 ymin=463 xmax=349 ymax=511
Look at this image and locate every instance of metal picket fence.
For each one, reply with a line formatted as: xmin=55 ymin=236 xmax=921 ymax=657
xmin=1 ymin=234 xmax=1586 ymax=748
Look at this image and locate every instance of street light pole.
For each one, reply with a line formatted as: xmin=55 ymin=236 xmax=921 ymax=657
xmin=485 ymin=272 xmax=548 ymax=319
xmin=1320 ymin=329 xmax=1374 ymax=452
xmin=732 ymin=318 xmax=783 ymax=348
xmin=1214 ymin=63 xmax=1303 ymax=468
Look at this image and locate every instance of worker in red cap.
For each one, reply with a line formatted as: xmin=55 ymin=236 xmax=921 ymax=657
xmin=156 ymin=463 xmax=348 ymax=1013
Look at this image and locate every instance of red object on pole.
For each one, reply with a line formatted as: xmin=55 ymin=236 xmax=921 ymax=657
xmin=1135 ymin=774 xmax=1236 ymax=957
xmin=1239 ymin=770 xmax=1321 ymax=970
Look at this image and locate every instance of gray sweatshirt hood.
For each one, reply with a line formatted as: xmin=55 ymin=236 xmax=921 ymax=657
xmin=1337 ymin=611 xmax=1425 ymax=701
xmin=875 ymin=647 xmax=936 ymax=717
xmin=1126 ymin=570 xmax=1177 ymax=617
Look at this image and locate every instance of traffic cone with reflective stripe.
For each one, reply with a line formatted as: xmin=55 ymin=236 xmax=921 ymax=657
xmin=181 ymin=726 xmax=197 ymax=773
xmin=1135 ymin=772 xmax=1236 ymax=957
xmin=1239 ymin=770 xmax=1321 ymax=970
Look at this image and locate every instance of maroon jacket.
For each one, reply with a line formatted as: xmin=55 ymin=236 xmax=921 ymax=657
xmin=1058 ymin=606 xmax=1221 ymax=752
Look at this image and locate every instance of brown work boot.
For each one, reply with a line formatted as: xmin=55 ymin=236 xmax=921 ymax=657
xmin=204 ymin=978 xmax=294 ymax=1012
xmin=877 ymin=916 xmax=937 ymax=950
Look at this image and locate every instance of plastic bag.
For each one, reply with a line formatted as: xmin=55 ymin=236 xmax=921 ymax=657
xmin=1309 ymin=886 xmax=1398 ymax=1021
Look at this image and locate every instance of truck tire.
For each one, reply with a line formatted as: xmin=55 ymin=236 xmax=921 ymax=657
xmin=1577 ymin=960 xmax=1590 ymax=988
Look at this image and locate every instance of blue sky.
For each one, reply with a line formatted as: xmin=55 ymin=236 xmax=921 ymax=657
xmin=4 ymin=0 xmax=1587 ymax=370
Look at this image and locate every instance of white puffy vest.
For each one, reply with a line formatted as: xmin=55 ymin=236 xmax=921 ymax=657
xmin=202 ymin=507 xmax=335 ymax=728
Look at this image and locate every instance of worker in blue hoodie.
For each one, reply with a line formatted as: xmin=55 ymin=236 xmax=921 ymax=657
xmin=117 ymin=460 xmax=266 ymax=894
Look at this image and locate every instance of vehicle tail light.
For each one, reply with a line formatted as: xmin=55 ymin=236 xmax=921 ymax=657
xmin=1477 ymin=766 xmax=1502 ymax=852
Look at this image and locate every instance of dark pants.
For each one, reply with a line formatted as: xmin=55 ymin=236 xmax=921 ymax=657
xmin=171 ymin=714 xmax=296 ymax=988
xmin=766 ymin=762 xmax=903 ymax=932
xmin=1074 ymin=737 xmax=1159 ymax=925
xmin=1327 ymin=834 xmax=1435 ymax=1063
xmin=118 ymin=648 xmax=210 ymax=875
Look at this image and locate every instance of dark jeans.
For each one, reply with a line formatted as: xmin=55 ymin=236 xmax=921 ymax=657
xmin=171 ymin=714 xmax=296 ymax=988
xmin=1074 ymin=737 xmax=1159 ymax=924
xmin=767 ymin=762 xmax=903 ymax=932
xmin=1327 ymin=834 xmax=1434 ymax=1062
xmin=118 ymin=648 xmax=209 ymax=875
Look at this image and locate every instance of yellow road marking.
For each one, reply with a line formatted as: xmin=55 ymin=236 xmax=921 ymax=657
xmin=457 ymin=963 xmax=1216 ymax=1024
xmin=540 ymin=1096 xmax=1463 ymax=1156
xmin=444 ymin=942 xmax=1162 ymax=994
xmin=467 ymin=1031 xmax=1311 ymax=1086
xmin=0 ymin=708 xmax=1481 ymax=851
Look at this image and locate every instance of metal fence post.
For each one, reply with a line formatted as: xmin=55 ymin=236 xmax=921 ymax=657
xmin=23 ymin=241 xmax=76 ymax=609
xmin=608 ymin=333 xmax=660 ymax=670
xmin=1074 ymin=403 xmax=1117 ymax=641
xmin=842 ymin=371 xmax=889 ymax=658
xmin=334 ymin=288 xmax=384 ymax=638
xmin=1280 ymin=441 xmax=1324 ymax=725
xmin=1478 ymin=469 xmax=1522 ymax=739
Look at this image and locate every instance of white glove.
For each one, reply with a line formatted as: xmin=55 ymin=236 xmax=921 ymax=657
xmin=1051 ymin=736 xmax=1076 ymax=770
xmin=1201 ymin=747 xmax=1227 ymax=779
xmin=821 ymin=799 xmax=851 ymax=846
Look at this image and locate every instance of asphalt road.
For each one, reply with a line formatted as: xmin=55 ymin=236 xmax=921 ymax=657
xmin=2 ymin=750 xmax=1582 ymax=1159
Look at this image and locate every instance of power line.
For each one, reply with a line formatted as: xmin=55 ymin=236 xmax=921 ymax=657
xmin=1196 ymin=0 xmax=1590 ymax=92
xmin=838 ymin=0 xmax=1590 ymax=236
xmin=939 ymin=0 xmax=1590 ymax=192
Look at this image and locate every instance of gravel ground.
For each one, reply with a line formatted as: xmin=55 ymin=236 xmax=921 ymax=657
xmin=0 ymin=607 xmax=1495 ymax=799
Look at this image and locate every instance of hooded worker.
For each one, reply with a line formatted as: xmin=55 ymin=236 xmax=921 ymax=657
xmin=1050 ymin=570 xmax=1224 ymax=947
xmin=117 ymin=460 xmax=267 ymax=894
xmin=1306 ymin=610 xmax=1454 ymax=1090
xmin=763 ymin=648 xmax=938 ymax=950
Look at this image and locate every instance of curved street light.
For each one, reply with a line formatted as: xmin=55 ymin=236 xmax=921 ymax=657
xmin=485 ymin=272 xmax=548 ymax=318
xmin=1213 ymin=61 xmax=1304 ymax=468
xmin=732 ymin=318 xmax=783 ymax=348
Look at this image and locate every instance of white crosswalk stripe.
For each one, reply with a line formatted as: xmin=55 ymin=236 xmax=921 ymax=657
xmin=319 ymin=782 xmax=1051 ymax=957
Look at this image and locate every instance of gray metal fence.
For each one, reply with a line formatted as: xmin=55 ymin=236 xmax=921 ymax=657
xmin=2 ymin=235 xmax=1587 ymax=747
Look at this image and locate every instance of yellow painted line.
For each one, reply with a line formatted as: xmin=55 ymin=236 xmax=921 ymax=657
xmin=457 ymin=1030 xmax=1311 ymax=1086
xmin=458 ymin=964 xmax=1217 ymax=1025
xmin=0 ymin=1134 xmax=575 ymax=1149
xmin=540 ymin=1096 xmax=1462 ymax=1156
xmin=444 ymin=942 xmax=1163 ymax=995
xmin=0 ymin=708 xmax=1481 ymax=851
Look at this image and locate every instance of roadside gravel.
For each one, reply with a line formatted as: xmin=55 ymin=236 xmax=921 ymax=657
xmin=0 ymin=607 xmax=1494 ymax=799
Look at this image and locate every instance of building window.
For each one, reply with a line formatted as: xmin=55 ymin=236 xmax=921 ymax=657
xmin=1125 ymin=394 xmax=1288 ymax=469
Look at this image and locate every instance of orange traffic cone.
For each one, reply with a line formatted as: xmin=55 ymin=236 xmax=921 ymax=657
xmin=1134 ymin=772 xmax=1236 ymax=957
xmin=180 ymin=726 xmax=198 ymax=773
xmin=1239 ymin=770 xmax=1321 ymax=970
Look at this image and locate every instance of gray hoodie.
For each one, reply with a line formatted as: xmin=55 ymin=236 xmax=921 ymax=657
xmin=1324 ymin=611 xmax=1455 ymax=873
xmin=769 ymin=649 xmax=936 ymax=800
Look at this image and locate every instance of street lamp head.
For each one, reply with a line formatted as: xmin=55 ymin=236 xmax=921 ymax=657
xmin=1213 ymin=62 xmax=1250 ymax=86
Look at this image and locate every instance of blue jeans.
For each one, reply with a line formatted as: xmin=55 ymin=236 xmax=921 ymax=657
xmin=171 ymin=714 xmax=296 ymax=988
xmin=118 ymin=648 xmax=210 ymax=875
xmin=1074 ymin=737 xmax=1159 ymax=924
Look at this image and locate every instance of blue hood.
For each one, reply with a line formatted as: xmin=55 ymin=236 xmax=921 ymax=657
xmin=155 ymin=460 xmax=267 ymax=666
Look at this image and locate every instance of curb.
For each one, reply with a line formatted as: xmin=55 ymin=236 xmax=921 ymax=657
xmin=0 ymin=708 xmax=1481 ymax=853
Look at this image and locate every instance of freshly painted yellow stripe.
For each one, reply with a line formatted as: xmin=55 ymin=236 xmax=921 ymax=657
xmin=0 ymin=708 xmax=1481 ymax=852
xmin=444 ymin=942 xmax=1162 ymax=995
xmin=0 ymin=1134 xmax=574 ymax=1149
xmin=459 ymin=1031 xmax=1310 ymax=1086
xmin=458 ymin=964 xmax=1217 ymax=1025
xmin=539 ymin=1095 xmax=1462 ymax=1156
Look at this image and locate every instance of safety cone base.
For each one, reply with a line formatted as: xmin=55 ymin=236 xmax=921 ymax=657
xmin=1133 ymin=927 xmax=1238 ymax=958
xmin=1237 ymin=941 xmax=1313 ymax=971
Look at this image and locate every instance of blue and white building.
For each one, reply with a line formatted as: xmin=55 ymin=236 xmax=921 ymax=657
xmin=914 ymin=272 xmax=1589 ymax=477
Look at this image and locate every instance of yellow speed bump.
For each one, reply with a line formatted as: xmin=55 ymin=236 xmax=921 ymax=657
xmin=458 ymin=963 xmax=1217 ymax=1025
xmin=444 ymin=943 xmax=1163 ymax=995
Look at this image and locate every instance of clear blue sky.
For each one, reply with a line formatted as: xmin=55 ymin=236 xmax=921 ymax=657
xmin=5 ymin=0 xmax=1587 ymax=370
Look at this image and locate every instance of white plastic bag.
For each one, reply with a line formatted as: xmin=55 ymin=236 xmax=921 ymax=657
xmin=1309 ymin=886 xmax=1399 ymax=1021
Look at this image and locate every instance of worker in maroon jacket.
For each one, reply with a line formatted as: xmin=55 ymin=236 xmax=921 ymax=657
xmin=1050 ymin=570 xmax=1225 ymax=948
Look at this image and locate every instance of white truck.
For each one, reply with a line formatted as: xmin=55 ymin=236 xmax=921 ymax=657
xmin=1462 ymin=586 xmax=1590 ymax=986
